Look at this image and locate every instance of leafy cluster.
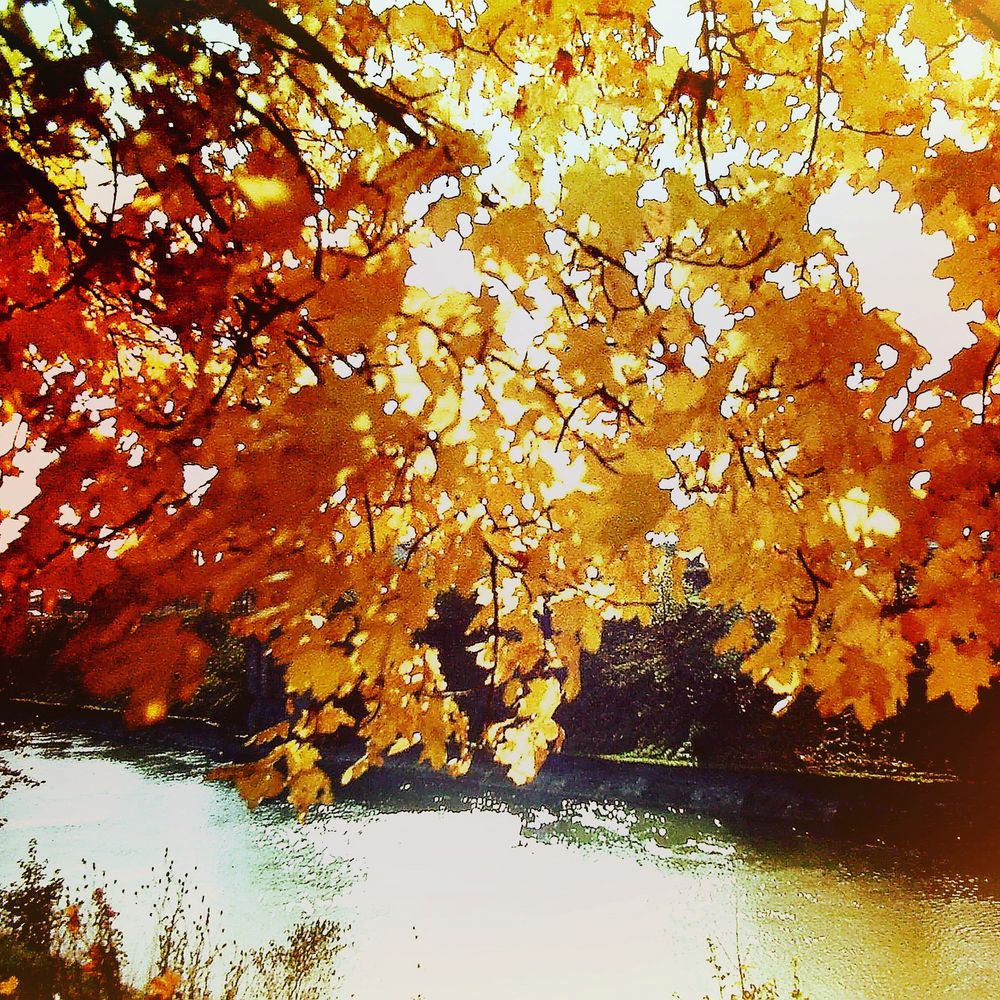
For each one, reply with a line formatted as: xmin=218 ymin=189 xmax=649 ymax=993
xmin=1 ymin=0 xmax=998 ymax=803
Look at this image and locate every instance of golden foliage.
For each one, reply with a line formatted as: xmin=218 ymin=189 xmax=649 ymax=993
xmin=2 ymin=0 xmax=999 ymax=807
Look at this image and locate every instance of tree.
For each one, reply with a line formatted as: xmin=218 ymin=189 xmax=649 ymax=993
xmin=1 ymin=0 xmax=998 ymax=811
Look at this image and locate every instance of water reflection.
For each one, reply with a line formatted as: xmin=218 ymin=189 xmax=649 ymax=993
xmin=2 ymin=725 xmax=999 ymax=1000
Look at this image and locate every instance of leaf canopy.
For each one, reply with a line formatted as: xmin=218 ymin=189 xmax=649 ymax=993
xmin=2 ymin=0 xmax=998 ymax=801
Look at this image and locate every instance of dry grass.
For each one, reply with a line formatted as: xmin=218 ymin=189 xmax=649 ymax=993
xmin=0 ymin=843 xmax=342 ymax=1000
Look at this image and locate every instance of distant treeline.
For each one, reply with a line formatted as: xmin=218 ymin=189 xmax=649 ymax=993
xmin=421 ymin=588 xmax=1000 ymax=781
xmin=3 ymin=591 xmax=999 ymax=781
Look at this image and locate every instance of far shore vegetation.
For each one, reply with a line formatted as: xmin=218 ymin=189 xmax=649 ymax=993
xmin=4 ymin=582 xmax=999 ymax=785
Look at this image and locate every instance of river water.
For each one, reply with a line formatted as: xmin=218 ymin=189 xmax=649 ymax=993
xmin=1 ymin=725 xmax=999 ymax=1000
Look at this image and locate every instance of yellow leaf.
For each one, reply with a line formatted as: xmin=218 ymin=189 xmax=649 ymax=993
xmin=30 ymin=248 xmax=50 ymax=275
xmin=145 ymin=971 xmax=181 ymax=1000
xmin=827 ymin=487 xmax=900 ymax=545
xmin=520 ymin=676 xmax=561 ymax=719
xmin=287 ymin=767 xmax=333 ymax=818
xmin=235 ymin=172 xmax=291 ymax=207
xmin=715 ymin=617 xmax=756 ymax=657
xmin=209 ymin=758 xmax=284 ymax=811
xmin=314 ymin=704 xmax=355 ymax=735
xmin=927 ymin=639 xmax=997 ymax=712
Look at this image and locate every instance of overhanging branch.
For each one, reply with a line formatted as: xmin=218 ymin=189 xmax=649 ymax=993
xmin=232 ymin=0 xmax=427 ymax=146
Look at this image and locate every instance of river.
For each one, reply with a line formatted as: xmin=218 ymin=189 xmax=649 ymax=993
xmin=1 ymin=724 xmax=999 ymax=999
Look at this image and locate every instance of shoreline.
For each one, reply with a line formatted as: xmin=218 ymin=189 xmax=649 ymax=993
xmin=3 ymin=697 xmax=997 ymax=851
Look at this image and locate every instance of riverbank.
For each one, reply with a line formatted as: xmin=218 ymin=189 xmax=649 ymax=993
xmin=3 ymin=698 xmax=997 ymax=851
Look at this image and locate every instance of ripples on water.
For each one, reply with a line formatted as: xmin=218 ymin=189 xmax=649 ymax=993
xmin=1 ymin=725 xmax=999 ymax=1000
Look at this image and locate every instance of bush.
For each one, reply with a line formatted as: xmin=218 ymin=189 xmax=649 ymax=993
xmin=694 ymin=940 xmax=808 ymax=1000
xmin=0 ymin=850 xmax=343 ymax=1000
xmin=558 ymin=603 xmax=795 ymax=767
xmin=0 ymin=841 xmax=64 ymax=955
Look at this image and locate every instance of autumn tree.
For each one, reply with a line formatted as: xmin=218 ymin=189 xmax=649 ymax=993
xmin=1 ymin=0 xmax=998 ymax=810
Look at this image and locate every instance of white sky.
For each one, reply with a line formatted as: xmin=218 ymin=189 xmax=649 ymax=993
xmin=809 ymin=180 xmax=984 ymax=385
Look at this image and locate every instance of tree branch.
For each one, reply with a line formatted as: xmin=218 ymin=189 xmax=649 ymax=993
xmin=232 ymin=0 xmax=426 ymax=146
xmin=804 ymin=0 xmax=831 ymax=172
